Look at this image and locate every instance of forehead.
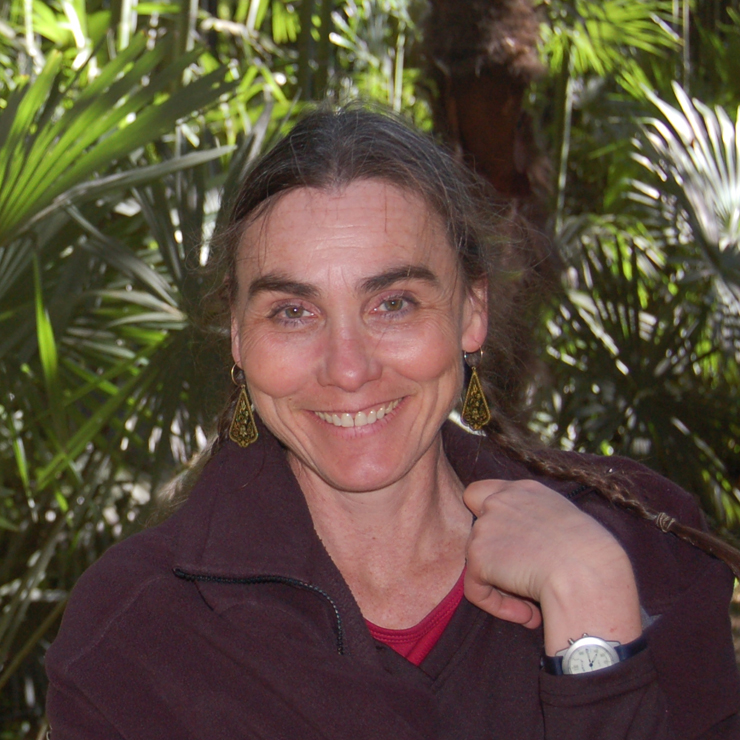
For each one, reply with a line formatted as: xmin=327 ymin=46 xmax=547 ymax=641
xmin=235 ymin=180 xmax=456 ymax=283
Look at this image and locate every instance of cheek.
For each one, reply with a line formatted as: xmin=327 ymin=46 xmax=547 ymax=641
xmin=237 ymin=330 xmax=317 ymax=401
xmin=374 ymin=319 xmax=465 ymax=383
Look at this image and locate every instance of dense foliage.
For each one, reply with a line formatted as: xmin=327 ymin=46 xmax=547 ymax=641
xmin=530 ymin=0 xmax=740 ymax=533
xmin=0 ymin=0 xmax=738 ymax=735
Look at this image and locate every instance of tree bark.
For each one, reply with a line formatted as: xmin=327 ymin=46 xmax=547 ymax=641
xmin=422 ymin=0 xmax=559 ymax=419
xmin=424 ymin=0 xmax=548 ymax=200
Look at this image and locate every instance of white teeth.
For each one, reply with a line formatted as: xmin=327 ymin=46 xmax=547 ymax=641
xmin=317 ymin=400 xmax=399 ymax=428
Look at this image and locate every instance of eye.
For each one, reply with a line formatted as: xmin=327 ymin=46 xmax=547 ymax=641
xmin=269 ymin=302 xmax=314 ymax=324
xmin=282 ymin=306 xmax=309 ymax=319
xmin=381 ymin=297 xmax=406 ymax=312
xmin=374 ymin=293 xmax=417 ymax=316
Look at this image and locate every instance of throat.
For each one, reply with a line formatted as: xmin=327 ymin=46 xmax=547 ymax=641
xmin=358 ymin=562 xmax=466 ymax=630
xmin=292 ymin=442 xmax=473 ymax=626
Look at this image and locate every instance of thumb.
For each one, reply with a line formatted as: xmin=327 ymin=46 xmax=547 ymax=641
xmin=463 ymin=479 xmax=509 ymax=516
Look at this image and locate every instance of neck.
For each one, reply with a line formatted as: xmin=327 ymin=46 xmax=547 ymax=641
xmin=289 ymin=435 xmax=472 ymax=627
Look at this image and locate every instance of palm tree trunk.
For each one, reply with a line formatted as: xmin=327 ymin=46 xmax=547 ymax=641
xmin=423 ymin=0 xmax=548 ymax=201
xmin=422 ymin=0 xmax=559 ymax=418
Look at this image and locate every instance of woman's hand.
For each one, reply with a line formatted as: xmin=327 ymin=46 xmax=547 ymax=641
xmin=463 ymin=479 xmax=643 ymax=655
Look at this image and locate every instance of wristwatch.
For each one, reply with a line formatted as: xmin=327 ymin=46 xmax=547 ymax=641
xmin=542 ymin=633 xmax=647 ymax=675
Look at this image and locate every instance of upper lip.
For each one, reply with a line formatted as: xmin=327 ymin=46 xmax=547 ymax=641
xmin=311 ymin=399 xmax=401 ymax=415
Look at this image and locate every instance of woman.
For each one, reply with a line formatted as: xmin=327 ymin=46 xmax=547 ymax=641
xmin=46 ymin=107 xmax=740 ymax=738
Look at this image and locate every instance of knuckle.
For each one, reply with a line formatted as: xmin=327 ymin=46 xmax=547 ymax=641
xmin=465 ymin=541 xmax=486 ymax=569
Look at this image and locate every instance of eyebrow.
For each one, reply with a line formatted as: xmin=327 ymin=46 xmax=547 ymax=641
xmin=358 ymin=265 xmax=439 ymax=293
xmin=247 ymin=275 xmax=319 ymax=300
xmin=247 ymin=264 xmax=439 ymax=300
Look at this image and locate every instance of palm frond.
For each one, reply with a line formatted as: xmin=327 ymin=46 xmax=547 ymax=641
xmin=541 ymin=0 xmax=678 ymax=78
xmin=632 ymin=83 xmax=740 ymax=361
xmin=536 ymin=216 xmax=740 ymax=527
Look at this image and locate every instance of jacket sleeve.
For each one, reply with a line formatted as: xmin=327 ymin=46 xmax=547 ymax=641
xmin=46 ymin=671 xmax=124 ymax=740
xmin=539 ymin=556 xmax=740 ymax=739
xmin=43 ymin=530 xmax=183 ymax=740
xmin=538 ymin=457 xmax=740 ymax=740
xmin=539 ymin=648 xmax=671 ymax=739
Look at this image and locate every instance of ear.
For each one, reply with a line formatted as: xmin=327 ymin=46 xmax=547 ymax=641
xmin=461 ymin=278 xmax=488 ymax=353
xmin=230 ymin=313 xmax=242 ymax=368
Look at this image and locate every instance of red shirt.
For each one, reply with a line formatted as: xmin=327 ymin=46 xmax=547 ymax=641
xmin=366 ymin=570 xmax=466 ymax=666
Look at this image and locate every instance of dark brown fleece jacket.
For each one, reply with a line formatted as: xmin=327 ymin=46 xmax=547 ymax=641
xmin=46 ymin=422 xmax=740 ymax=739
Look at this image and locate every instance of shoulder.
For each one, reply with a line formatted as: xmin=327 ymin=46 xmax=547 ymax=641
xmin=447 ymin=422 xmax=704 ymax=530
xmin=548 ymin=452 xmax=730 ymax=612
xmin=46 ymin=521 xmax=177 ymax=676
xmin=561 ymin=451 xmax=705 ymax=529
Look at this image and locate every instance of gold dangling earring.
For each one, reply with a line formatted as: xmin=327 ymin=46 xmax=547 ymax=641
xmin=228 ymin=365 xmax=259 ymax=448
xmin=462 ymin=350 xmax=491 ymax=431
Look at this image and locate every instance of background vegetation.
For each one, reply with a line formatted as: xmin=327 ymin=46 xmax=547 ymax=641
xmin=0 ymin=0 xmax=738 ymax=735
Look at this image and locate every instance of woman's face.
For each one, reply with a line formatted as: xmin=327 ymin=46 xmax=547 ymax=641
xmin=231 ymin=180 xmax=487 ymax=494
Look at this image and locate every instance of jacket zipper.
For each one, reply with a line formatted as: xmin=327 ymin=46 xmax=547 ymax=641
xmin=172 ymin=568 xmax=345 ymax=655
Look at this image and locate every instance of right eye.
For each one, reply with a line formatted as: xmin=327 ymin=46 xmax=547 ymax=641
xmin=269 ymin=302 xmax=315 ymax=325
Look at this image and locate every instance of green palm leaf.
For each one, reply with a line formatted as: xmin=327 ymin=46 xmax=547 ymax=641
xmin=0 ymin=36 xmax=236 ymax=246
xmin=635 ymin=83 xmax=740 ymax=258
xmin=541 ymin=0 xmax=677 ymax=77
xmin=632 ymin=83 xmax=740 ymax=361
xmin=537 ymin=217 xmax=740 ymax=527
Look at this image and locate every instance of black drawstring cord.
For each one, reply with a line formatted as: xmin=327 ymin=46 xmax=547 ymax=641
xmin=173 ymin=568 xmax=345 ymax=655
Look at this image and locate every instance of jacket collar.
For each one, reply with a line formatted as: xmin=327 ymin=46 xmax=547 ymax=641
xmin=172 ymin=418 xmax=326 ymax=582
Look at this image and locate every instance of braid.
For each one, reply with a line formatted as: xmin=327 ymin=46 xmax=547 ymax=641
xmin=483 ymin=408 xmax=740 ymax=578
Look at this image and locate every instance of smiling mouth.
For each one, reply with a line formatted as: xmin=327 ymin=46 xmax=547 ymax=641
xmin=314 ymin=400 xmax=401 ymax=428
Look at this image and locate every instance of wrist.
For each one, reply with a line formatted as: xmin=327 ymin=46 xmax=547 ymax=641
xmin=540 ymin=553 xmax=642 ymax=656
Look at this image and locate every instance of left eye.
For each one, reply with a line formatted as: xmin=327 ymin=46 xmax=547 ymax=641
xmin=379 ymin=297 xmax=406 ymax=312
xmin=270 ymin=304 xmax=313 ymax=323
xmin=283 ymin=306 xmax=308 ymax=319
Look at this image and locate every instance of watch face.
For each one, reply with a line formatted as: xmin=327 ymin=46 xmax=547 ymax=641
xmin=563 ymin=637 xmax=620 ymax=675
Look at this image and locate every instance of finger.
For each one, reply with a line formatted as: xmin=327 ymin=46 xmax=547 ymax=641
xmin=463 ymin=479 xmax=509 ymax=515
xmin=467 ymin=582 xmax=542 ymax=628
xmin=464 ymin=571 xmax=542 ymax=629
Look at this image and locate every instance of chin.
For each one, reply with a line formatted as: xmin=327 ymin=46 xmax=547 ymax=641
xmin=325 ymin=463 xmax=405 ymax=494
xmin=277 ymin=406 xmax=447 ymax=494
xmin=298 ymin=452 xmax=410 ymax=494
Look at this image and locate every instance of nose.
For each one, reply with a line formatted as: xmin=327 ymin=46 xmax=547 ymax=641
xmin=318 ymin=322 xmax=382 ymax=392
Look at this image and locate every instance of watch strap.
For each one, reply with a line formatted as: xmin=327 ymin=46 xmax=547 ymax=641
xmin=542 ymin=634 xmax=648 ymax=676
